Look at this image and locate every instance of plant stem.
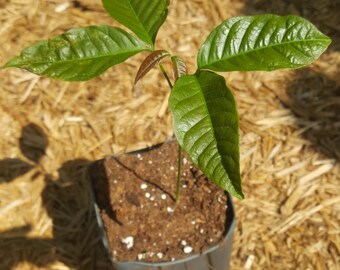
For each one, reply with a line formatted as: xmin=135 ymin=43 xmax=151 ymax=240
xmin=159 ymin=63 xmax=173 ymax=89
xmin=175 ymin=143 xmax=182 ymax=204
xmin=158 ymin=63 xmax=182 ymax=204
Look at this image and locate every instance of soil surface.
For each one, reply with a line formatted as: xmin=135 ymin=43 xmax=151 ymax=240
xmin=89 ymin=140 xmax=232 ymax=263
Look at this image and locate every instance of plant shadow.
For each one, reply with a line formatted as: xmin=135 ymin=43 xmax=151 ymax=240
xmin=281 ymin=69 xmax=340 ymax=160
xmin=0 ymin=123 xmax=46 ymax=183
xmin=88 ymin=159 xmax=124 ymax=227
xmin=0 ymin=123 xmax=112 ymax=270
xmin=0 ymin=158 xmax=32 ymax=183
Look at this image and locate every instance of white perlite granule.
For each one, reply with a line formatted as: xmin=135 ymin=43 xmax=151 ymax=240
xmin=137 ymin=253 xmax=145 ymax=260
xmin=140 ymin=183 xmax=147 ymax=189
xmin=137 ymin=252 xmax=155 ymax=260
xmin=183 ymin=246 xmax=193 ymax=254
xmin=121 ymin=236 xmax=134 ymax=249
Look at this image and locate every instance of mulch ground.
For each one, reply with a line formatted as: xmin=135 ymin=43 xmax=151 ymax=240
xmin=0 ymin=0 xmax=339 ymax=269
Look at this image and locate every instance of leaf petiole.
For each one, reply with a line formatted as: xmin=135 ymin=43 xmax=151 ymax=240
xmin=159 ymin=63 xmax=173 ymax=89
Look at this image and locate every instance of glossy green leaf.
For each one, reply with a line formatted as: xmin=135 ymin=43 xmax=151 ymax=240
xmin=169 ymin=70 xmax=243 ymax=199
xmin=4 ymin=26 xmax=148 ymax=81
xmin=102 ymin=0 xmax=169 ymax=46
xmin=198 ymin=14 xmax=331 ymax=71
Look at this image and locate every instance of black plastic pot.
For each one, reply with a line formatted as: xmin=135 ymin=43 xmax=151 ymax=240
xmin=88 ymin=142 xmax=236 ymax=270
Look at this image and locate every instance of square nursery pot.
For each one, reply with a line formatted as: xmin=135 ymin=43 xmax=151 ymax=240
xmin=88 ymin=140 xmax=236 ymax=270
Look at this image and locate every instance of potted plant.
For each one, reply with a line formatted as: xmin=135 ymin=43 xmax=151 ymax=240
xmin=3 ymin=1 xmax=331 ymax=269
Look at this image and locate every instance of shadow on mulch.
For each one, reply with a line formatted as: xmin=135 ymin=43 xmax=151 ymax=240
xmin=0 ymin=123 xmax=112 ymax=270
xmin=282 ymin=69 xmax=340 ymax=161
xmin=0 ymin=123 xmax=45 ymax=183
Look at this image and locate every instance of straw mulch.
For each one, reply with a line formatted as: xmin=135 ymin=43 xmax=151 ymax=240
xmin=0 ymin=0 xmax=339 ymax=269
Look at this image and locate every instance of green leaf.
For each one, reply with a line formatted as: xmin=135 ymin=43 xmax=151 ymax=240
xmin=102 ymin=0 xmax=169 ymax=46
xmin=198 ymin=14 xmax=331 ymax=71
xmin=4 ymin=25 xmax=148 ymax=81
xmin=169 ymin=70 xmax=243 ymax=199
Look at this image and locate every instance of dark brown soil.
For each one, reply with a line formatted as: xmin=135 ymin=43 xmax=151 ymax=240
xmin=89 ymin=140 xmax=232 ymax=263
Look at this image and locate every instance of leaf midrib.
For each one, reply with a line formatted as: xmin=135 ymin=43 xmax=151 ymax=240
xmin=192 ymin=75 xmax=221 ymax=165
xmin=8 ymin=48 xmax=148 ymax=67
xmin=191 ymin=74 xmax=241 ymax=188
xmin=126 ymin=1 xmax=153 ymax=45
xmin=200 ymin=37 xmax=329 ymax=68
